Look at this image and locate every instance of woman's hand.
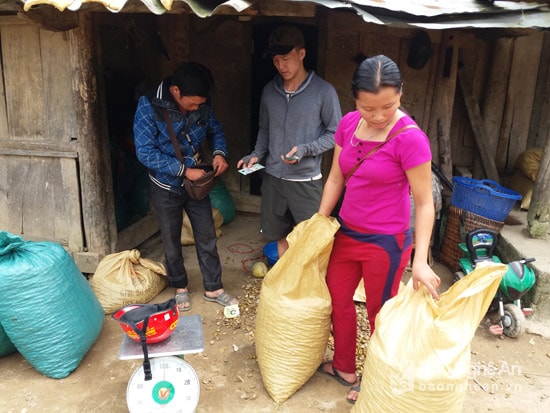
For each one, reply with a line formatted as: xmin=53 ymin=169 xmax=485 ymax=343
xmin=412 ymin=261 xmax=440 ymax=300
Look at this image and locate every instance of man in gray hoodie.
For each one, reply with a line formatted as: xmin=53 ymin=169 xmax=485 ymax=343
xmin=238 ymin=25 xmax=342 ymax=258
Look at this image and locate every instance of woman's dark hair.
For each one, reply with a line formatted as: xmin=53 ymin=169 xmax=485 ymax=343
xmin=351 ymin=55 xmax=402 ymax=98
xmin=172 ymin=62 xmax=214 ymax=98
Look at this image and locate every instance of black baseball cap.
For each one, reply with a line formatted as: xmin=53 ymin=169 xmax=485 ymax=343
xmin=263 ymin=26 xmax=305 ymax=58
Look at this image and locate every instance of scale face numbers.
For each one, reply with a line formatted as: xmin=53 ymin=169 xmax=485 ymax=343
xmin=126 ymin=356 xmax=200 ymax=412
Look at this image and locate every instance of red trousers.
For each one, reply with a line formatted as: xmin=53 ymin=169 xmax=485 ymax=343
xmin=326 ymin=225 xmax=412 ymax=374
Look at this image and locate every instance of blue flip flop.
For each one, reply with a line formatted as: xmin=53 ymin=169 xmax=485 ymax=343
xmin=317 ymin=361 xmax=356 ymax=386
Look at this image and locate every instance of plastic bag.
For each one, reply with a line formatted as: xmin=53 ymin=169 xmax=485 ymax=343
xmin=90 ymin=249 xmax=168 ymax=314
xmin=0 ymin=323 xmax=17 ymax=358
xmin=255 ymin=213 xmax=340 ymax=403
xmin=210 ymin=179 xmax=236 ymax=224
xmin=0 ymin=231 xmax=104 ymax=378
xmin=352 ymin=262 xmax=506 ymax=413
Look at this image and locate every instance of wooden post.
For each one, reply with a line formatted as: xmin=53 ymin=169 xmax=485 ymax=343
xmin=527 ymin=137 xmax=550 ymax=238
xmin=426 ymin=31 xmax=459 ymax=197
xmin=69 ymin=13 xmax=117 ymax=256
xmin=457 ymin=67 xmax=500 ymax=183
xmin=482 ymin=37 xmax=514 ymax=160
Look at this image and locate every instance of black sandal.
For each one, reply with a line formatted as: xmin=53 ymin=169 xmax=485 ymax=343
xmin=346 ymin=376 xmax=362 ymax=404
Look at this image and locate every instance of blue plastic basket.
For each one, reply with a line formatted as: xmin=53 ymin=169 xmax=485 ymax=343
xmin=262 ymin=241 xmax=279 ymax=266
xmin=451 ymin=177 xmax=522 ymax=222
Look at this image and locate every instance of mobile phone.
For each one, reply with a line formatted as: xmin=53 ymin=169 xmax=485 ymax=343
xmin=283 ymin=155 xmax=299 ymax=161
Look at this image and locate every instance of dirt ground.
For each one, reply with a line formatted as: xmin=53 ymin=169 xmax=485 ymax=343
xmin=1 ymin=212 xmax=549 ymax=413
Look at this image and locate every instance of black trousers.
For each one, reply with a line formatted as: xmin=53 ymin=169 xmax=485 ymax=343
xmin=149 ymin=181 xmax=223 ymax=292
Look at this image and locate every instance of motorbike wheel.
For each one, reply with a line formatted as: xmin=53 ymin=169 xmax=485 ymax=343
xmin=452 ymin=271 xmax=465 ymax=284
xmin=502 ymin=303 xmax=526 ymax=338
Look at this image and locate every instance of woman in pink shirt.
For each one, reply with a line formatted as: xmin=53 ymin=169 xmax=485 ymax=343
xmin=317 ymin=55 xmax=441 ymax=403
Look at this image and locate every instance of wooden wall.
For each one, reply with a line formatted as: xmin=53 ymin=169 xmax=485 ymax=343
xmin=1 ymin=10 xmax=547 ymax=273
xmin=324 ymin=11 xmax=548 ymax=183
xmin=0 ymin=17 xmax=83 ymax=251
xmin=453 ymin=31 xmax=546 ymax=181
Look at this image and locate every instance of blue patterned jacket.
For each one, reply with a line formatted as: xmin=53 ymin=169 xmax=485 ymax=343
xmin=133 ymin=77 xmax=228 ymax=192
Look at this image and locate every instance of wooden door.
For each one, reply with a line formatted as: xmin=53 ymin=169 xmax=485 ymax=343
xmin=0 ymin=18 xmax=84 ymax=252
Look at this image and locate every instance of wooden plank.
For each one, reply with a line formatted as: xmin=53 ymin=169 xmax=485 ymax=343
xmin=0 ymin=148 xmax=77 ymax=158
xmin=527 ymin=139 xmax=550 ymax=238
xmin=457 ymin=67 xmax=500 ymax=183
xmin=1 ymin=155 xmax=83 ymax=247
xmin=232 ymin=193 xmax=261 ymax=214
xmin=482 ymin=37 xmax=513 ymax=158
xmin=0 ymin=154 xmax=7 ymax=230
xmin=421 ymin=40 xmax=440 ymax=139
xmin=230 ymin=1 xmax=317 ymax=17
xmin=0 ymin=25 xmax=7 ymax=137
xmin=40 ymin=29 xmax=78 ymax=142
xmin=426 ymin=31 xmax=459 ymax=183
xmin=325 ymin=29 xmax=360 ymax=115
xmin=59 ymin=158 xmax=84 ymax=251
xmin=116 ymin=214 xmax=159 ymax=252
xmin=328 ymin=11 xmax=417 ymax=38
xmin=17 ymin=7 xmax=79 ymax=31
xmin=502 ymin=33 xmax=544 ymax=170
xmin=359 ymin=30 xmax=401 ymax=62
xmin=1 ymin=24 xmax=45 ymax=138
xmin=0 ymin=139 xmax=77 ymax=154
xmin=399 ymin=31 xmax=439 ymax=129
xmin=528 ymin=31 xmax=550 ymax=149
xmin=72 ymin=251 xmax=102 ymax=275
xmin=69 ymin=13 xmax=117 ymax=256
xmin=469 ymin=37 xmax=492 ymax=179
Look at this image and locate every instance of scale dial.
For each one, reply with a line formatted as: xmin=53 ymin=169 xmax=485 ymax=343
xmin=126 ymin=356 xmax=200 ymax=412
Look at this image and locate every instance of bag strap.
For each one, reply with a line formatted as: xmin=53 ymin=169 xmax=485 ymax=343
xmin=161 ymin=108 xmax=184 ymax=163
xmin=344 ymin=124 xmax=419 ymax=184
xmin=161 ymin=107 xmax=214 ymax=165
xmin=117 ymin=298 xmax=176 ymax=382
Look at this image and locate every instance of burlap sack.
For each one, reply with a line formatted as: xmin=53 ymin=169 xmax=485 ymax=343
xmin=516 ymin=147 xmax=542 ymax=181
xmin=508 ymin=170 xmax=534 ymax=210
xmin=255 ymin=213 xmax=340 ymax=403
xmin=181 ymin=208 xmax=224 ymax=245
xmin=91 ymin=249 xmax=167 ymax=314
xmin=352 ymin=262 xmax=506 ymax=413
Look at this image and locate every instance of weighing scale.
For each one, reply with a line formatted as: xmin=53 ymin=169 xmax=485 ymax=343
xmin=118 ymin=314 xmax=204 ymax=413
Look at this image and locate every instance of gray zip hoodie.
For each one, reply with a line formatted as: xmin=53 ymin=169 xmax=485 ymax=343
xmin=249 ymin=70 xmax=341 ymax=180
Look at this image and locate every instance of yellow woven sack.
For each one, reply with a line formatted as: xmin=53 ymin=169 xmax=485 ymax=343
xmin=255 ymin=213 xmax=340 ymax=403
xmin=516 ymin=147 xmax=542 ymax=181
xmin=352 ymin=262 xmax=506 ymax=413
xmin=181 ymin=208 xmax=224 ymax=245
xmin=90 ymin=249 xmax=168 ymax=314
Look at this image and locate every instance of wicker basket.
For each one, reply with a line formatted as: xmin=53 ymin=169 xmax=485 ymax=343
xmin=439 ymin=205 xmax=505 ymax=272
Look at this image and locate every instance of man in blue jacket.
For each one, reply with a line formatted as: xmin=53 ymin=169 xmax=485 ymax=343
xmin=134 ymin=62 xmax=237 ymax=313
xmin=238 ymin=26 xmax=342 ymax=258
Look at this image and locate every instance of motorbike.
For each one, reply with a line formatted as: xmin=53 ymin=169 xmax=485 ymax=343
xmin=452 ymin=229 xmax=536 ymax=338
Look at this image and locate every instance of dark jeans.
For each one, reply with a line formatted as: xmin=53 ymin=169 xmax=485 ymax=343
xmin=149 ymin=181 xmax=223 ymax=292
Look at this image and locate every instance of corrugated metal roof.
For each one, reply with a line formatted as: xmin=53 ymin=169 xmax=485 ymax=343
xmin=19 ymin=0 xmax=550 ymax=29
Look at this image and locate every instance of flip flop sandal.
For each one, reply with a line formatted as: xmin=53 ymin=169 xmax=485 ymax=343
xmin=346 ymin=376 xmax=362 ymax=405
xmin=175 ymin=291 xmax=191 ymax=312
xmin=317 ymin=361 xmax=356 ymax=386
xmin=203 ymin=291 xmax=238 ymax=307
